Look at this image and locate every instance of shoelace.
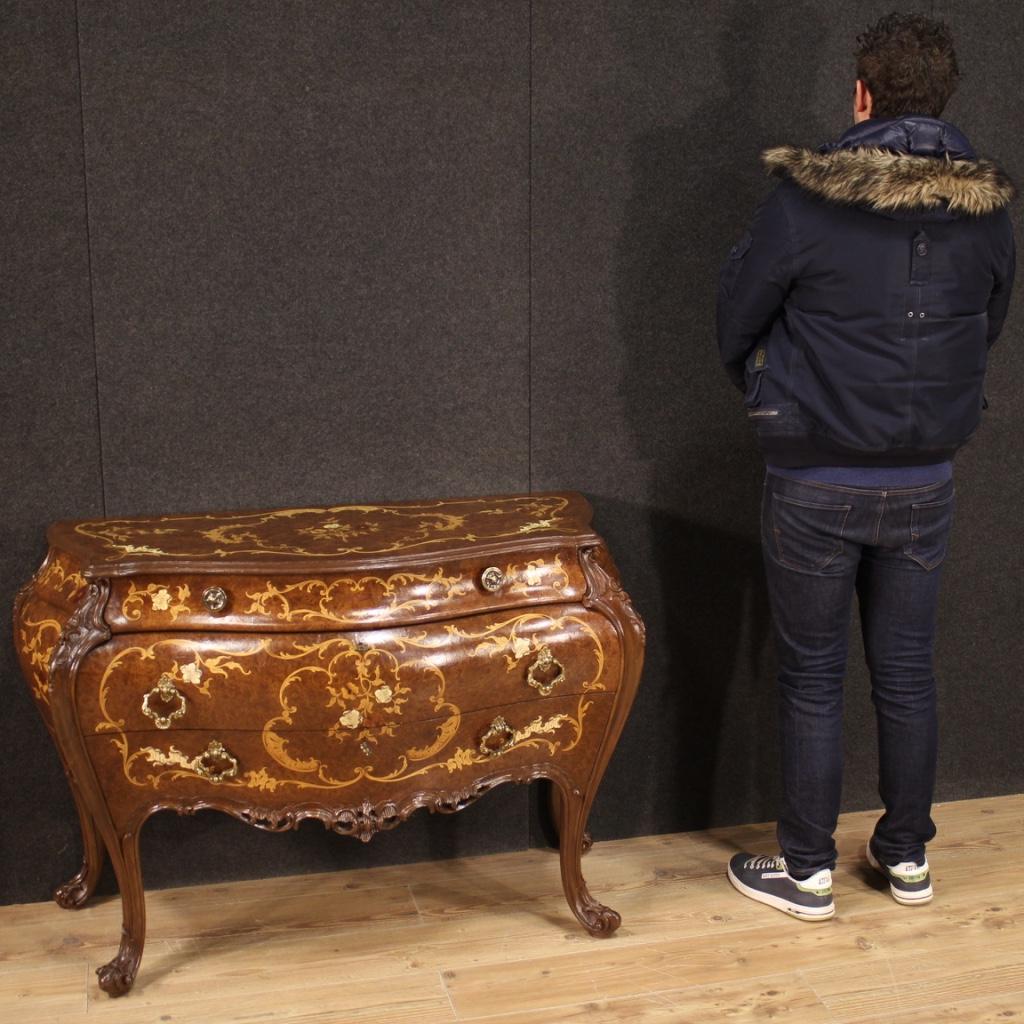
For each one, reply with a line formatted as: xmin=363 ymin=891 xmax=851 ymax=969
xmin=743 ymin=854 xmax=785 ymax=871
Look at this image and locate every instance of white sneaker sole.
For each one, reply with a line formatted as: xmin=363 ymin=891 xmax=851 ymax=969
xmin=727 ymin=864 xmax=836 ymax=921
xmin=865 ymin=843 xmax=934 ymax=905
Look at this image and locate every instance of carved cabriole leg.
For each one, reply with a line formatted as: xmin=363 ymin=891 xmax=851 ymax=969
xmin=547 ymin=781 xmax=593 ymax=853
xmin=13 ymin=579 xmax=108 ymax=909
xmin=48 ymin=580 xmax=146 ymax=996
xmin=53 ymin=759 xmax=107 ymax=909
xmin=543 ymin=543 xmax=646 ymax=938
xmin=95 ymin=823 xmax=146 ymax=997
xmin=550 ymin=775 xmax=621 ymax=936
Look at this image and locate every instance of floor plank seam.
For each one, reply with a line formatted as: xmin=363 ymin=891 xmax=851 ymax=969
xmin=439 ymin=967 xmax=459 ymax=1021
xmin=883 ymin=947 xmax=906 ymax=1017
xmin=79 ymin=958 xmax=89 ymax=1016
xmin=408 ymin=883 xmax=425 ymax=923
xmin=796 ymin=966 xmax=842 ymax=1024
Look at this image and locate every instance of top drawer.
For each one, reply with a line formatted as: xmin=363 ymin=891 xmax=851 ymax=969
xmin=104 ymin=545 xmax=587 ymax=633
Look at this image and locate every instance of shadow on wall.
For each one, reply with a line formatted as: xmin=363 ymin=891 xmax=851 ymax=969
xmin=609 ymin=1 xmax=833 ymax=830
xmin=609 ymin=495 xmax=779 ymax=833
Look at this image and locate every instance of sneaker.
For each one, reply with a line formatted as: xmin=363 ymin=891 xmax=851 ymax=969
xmin=727 ymin=852 xmax=835 ymax=921
xmin=865 ymin=840 xmax=933 ymax=905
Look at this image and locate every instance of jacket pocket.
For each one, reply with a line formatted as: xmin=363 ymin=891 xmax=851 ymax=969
xmin=743 ymin=346 xmax=768 ymax=408
xmin=744 ymin=370 xmax=765 ymax=408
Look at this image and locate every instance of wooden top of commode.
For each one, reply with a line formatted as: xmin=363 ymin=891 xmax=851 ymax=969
xmin=48 ymin=490 xmax=599 ymax=576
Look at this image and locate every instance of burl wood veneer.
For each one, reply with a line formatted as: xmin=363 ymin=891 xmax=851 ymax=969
xmin=14 ymin=491 xmax=645 ymax=996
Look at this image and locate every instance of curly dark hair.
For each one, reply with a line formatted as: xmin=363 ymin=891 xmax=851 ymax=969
xmin=855 ymin=12 xmax=960 ymax=118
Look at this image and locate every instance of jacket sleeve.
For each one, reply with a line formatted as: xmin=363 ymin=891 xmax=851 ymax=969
xmin=986 ymin=210 xmax=1016 ymax=349
xmin=716 ymin=184 xmax=794 ymax=392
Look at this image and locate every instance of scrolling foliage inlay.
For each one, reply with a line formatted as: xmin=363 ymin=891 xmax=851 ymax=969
xmin=17 ymin=605 xmax=65 ymax=706
xmin=16 ymin=552 xmax=90 ymax=706
xmin=243 ymin=568 xmax=470 ymax=623
xmin=91 ymin=610 xmax=608 ymax=793
xmin=72 ymin=495 xmax=576 ymax=561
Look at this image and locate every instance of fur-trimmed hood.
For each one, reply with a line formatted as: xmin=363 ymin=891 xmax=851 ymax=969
xmin=762 ymin=142 xmax=1016 ymax=217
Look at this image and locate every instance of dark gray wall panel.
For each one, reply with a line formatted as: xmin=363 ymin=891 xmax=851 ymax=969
xmin=0 ymin=0 xmax=105 ymax=899
xmin=18 ymin=0 xmax=532 ymax=903
xmin=529 ymin=0 xmax=1024 ymax=845
xmin=931 ymin=0 xmax=1024 ymax=796
xmin=4 ymin=0 xmax=1021 ymax=907
xmin=79 ymin=0 xmax=529 ymax=514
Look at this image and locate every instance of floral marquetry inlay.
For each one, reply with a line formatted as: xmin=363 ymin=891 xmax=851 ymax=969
xmin=121 ymin=582 xmax=192 ymax=621
xmin=17 ymin=607 xmax=65 ymax=705
xmin=35 ymin=552 xmax=88 ymax=605
xmin=88 ymin=609 xmax=610 ymax=793
xmin=504 ymin=554 xmax=571 ymax=596
xmin=242 ymin=569 xmax=471 ymax=625
xmin=60 ymin=494 xmax=591 ymax=565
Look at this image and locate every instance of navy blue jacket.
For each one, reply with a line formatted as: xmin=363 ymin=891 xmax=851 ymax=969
xmin=717 ymin=116 xmax=1017 ymax=466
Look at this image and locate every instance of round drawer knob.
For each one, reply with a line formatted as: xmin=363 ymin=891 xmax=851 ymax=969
xmin=480 ymin=566 xmax=506 ymax=592
xmin=202 ymin=586 xmax=229 ymax=613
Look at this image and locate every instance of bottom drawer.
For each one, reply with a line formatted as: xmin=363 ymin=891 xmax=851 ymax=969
xmin=85 ymin=691 xmax=615 ymax=822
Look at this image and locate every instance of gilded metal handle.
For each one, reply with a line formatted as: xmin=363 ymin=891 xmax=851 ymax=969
xmin=479 ymin=715 xmax=516 ymax=757
xmin=202 ymin=586 xmax=229 ymax=613
xmin=526 ymin=645 xmax=565 ymax=696
xmin=193 ymin=740 xmax=239 ymax=783
xmin=480 ymin=566 xmax=506 ymax=592
xmin=141 ymin=673 xmax=187 ymax=729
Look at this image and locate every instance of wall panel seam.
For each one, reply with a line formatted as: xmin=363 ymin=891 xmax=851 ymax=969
xmin=72 ymin=0 xmax=107 ymax=516
xmin=528 ymin=0 xmax=533 ymax=494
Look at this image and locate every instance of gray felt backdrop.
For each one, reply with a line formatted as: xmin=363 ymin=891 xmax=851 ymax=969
xmin=2 ymin=0 xmax=1020 ymax=905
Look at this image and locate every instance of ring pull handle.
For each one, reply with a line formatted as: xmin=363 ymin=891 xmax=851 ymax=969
xmin=526 ymin=644 xmax=565 ymax=696
xmin=479 ymin=715 xmax=517 ymax=758
xmin=141 ymin=673 xmax=187 ymax=730
xmin=192 ymin=740 xmax=239 ymax=784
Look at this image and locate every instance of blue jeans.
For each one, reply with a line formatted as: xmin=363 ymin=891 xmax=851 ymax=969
xmin=760 ymin=470 xmax=956 ymax=877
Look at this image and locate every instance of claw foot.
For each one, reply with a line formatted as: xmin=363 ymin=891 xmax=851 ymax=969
xmin=579 ymin=900 xmax=621 ymax=936
xmin=96 ymin=955 xmax=139 ymax=997
xmin=54 ymin=872 xmax=92 ymax=910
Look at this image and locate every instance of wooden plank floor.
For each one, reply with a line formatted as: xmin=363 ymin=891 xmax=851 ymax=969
xmin=1 ymin=794 xmax=1021 ymax=1023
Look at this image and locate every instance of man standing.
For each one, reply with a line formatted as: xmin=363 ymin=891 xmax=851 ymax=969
xmin=717 ymin=12 xmax=1016 ymax=920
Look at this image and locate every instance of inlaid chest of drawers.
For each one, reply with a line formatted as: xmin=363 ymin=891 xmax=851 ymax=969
xmin=14 ymin=490 xmax=645 ymax=996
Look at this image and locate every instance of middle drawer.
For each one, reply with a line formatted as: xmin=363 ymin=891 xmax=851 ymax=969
xmin=76 ymin=604 xmax=620 ymax=739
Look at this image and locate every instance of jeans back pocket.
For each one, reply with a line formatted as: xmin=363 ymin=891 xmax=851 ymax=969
xmin=769 ymin=492 xmax=852 ymax=573
xmin=903 ymin=491 xmax=955 ymax=570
